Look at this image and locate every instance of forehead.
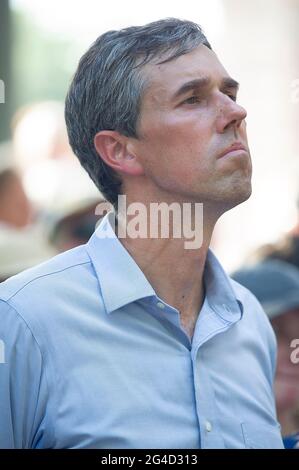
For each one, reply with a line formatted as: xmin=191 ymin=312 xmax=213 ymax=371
xmin=140 ymin=44 xmax=230 ymax=103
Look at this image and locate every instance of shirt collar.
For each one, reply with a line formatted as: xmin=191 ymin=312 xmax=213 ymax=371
xmin=86 ymin=211 xmax=243 ymax=319
xmin=204 ymin=249 xmax=244 ymax=321
xmin=85 ymin=212 xmax=155 ymax=313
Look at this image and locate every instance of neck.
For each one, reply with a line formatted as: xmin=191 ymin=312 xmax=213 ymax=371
xmin=116 ymin=197 xmax=218 ymax=339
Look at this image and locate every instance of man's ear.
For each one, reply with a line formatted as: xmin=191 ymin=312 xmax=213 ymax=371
xmin=94 ymin=130 xmax=144 ymax=176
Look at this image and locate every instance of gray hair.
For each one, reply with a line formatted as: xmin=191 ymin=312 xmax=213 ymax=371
xmin=65 ymin=18 xmax=211 ymax=208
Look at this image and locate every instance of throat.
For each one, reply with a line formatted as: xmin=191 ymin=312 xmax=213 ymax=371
xmin=180 ymin=310 xmax=200 ymax=340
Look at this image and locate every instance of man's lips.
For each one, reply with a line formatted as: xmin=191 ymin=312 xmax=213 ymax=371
xmin=218 ymin=142 xmax=248 ymax=159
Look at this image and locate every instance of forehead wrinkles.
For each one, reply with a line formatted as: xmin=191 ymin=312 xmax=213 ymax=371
xmin=139 ymin=63 xmax=193 ymax=114
xmin=139 ymin=47 xmax=227 ymax=109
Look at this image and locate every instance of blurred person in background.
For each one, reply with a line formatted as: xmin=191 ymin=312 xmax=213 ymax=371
xmin=10 ymin=101 xmax=102 ymax=254
xmin=12 ymin=101 xmax=99 ymax=213
xmin=49 ymin=196 xmax=104 ymax=252
xmin=0 ymin=141 xmax=32 ymax=229
xmin=233 ymin=260 xmax=299 ymax=449
xmin=0 ymin=141 xmax=56 ymax=281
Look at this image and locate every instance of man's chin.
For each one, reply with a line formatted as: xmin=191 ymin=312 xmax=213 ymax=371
xmin=238 ymin=184 xmax=252 ymax=204
xmin=219 ymin=183 xmax=252 ymax=213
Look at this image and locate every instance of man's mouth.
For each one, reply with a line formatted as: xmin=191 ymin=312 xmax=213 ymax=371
xmin=218 ymin=142 xmax=248 ymax=159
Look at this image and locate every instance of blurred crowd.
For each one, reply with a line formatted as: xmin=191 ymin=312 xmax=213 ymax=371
xmin=0 ymin=100 xmax=298 ymax=448
xmin=232 ymin=210 xmax=299 ymax=448
xmin=0 ymin=101 xmax=103 ymax=282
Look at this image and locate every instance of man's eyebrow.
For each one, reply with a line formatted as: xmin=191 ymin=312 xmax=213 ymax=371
xmin=172 ymin=77 xmax=210 ymax=100
xmin=171 ymin=76 xmax=240 ymax=101
xmin=220 ymin=77 xmax=240 ymax=91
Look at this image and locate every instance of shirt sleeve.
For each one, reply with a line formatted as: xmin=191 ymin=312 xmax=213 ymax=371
xmin=0 ymin=299 xmax=49 ymax=448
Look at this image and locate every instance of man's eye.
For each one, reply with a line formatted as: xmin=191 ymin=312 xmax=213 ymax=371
xmin=182 ymin=96 xmax=202 ymax=105
xmin=227 ymin=94 xmax=237 ymax=102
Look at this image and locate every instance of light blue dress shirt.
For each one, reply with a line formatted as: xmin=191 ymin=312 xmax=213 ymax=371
xmin=0 ymin=212 xmax=284 ymax=449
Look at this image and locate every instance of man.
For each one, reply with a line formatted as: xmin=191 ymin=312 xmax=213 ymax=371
xmin=233 ymin=260 xmax=299 ymax=448
xmin=0 ymin=18 xmax=283 ymax=448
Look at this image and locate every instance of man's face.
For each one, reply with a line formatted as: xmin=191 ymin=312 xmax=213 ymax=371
xmin=131 ymin=44 xmax=252 ymax=211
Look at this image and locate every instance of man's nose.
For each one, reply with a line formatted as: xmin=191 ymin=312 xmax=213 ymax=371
xmin=216 ymin=96 xmax=247 ymax=134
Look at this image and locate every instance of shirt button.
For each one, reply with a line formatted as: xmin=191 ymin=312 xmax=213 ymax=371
xmin=157 ymin=302 xmax=165 ymax=309
xmin=205 ymin=421 xmax=212 ymax=432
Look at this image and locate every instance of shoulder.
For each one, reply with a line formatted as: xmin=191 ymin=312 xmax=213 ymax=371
xmin=0 ymin=245 xmax=91 ymax=302
xmin=0 ymin=245 xmax=93 ymax=331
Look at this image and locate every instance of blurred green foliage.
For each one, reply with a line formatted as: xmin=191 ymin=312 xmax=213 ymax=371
xmin=11 ymin=8 xmax=75 ymax=113
xmin=0 ymin=0 xmax=11 ymax=141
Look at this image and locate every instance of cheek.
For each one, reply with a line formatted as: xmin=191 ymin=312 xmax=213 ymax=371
xmin=136 ymin=110 xmax=216 ymax=189
xmin=142 ymin=118 xmax=212 ymax=167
